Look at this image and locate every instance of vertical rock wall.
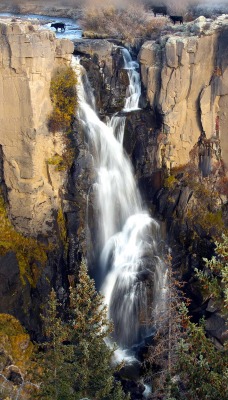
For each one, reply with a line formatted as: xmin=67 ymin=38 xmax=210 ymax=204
xmin=139 ymin=16 xmax=228 ymax=170
xmin=0 ymin=20 xmax=74 ymax=236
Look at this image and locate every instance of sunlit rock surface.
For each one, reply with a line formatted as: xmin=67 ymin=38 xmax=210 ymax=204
xmin=0 ymin=19 xmax=74 ymax=235
xmin=139 ymin=15 xmax=228 ymax=169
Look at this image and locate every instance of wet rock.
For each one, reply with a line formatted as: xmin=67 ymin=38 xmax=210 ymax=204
xmin=75 ymin=40 xmax=128 ymax=113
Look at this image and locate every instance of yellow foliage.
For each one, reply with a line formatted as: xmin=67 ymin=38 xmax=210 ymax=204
xmin=57 ymin=208 xmax=67 ymax=243
xmin=47 ymin=154 xmax=65 ymax=171
xmin=0 ymin=194 xmax=48 ymax=286
xmin=48 ymin=66 xmax=77 ymax=133
xmin=164 ymin=174 xmax=178 ymax=189
xmin=0 ymin=314 xmax=33 ymax=371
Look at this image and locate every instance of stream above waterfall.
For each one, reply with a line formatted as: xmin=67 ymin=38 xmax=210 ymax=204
xmin=0 ymin=12 xmax=82 ymax=40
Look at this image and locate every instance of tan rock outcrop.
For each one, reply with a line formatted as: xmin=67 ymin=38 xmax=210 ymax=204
xmin=139 ymin=16 xmax=228 ymax=170
xmin=0 ymin=19 xmax=74 ymax=236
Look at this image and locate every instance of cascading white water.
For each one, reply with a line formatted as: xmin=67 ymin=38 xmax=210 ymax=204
xmin=72 ymin=50 xmax=164 ymax=348
xmin=122 ymin=48 xmax=141 ymax=111
xmin=108 ymin=115 xmax=126 ymax=145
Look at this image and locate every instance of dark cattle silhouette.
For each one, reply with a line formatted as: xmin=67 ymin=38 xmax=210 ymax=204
xmin=170 ymin=16 xmax=183 ymax=24
xmin=51 ymin=22 xmax=66 ymax=32
xmin=152 ymin=6 xmax=167 ymax=17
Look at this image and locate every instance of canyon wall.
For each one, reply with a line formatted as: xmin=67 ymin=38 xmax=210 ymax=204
xmin=0 ymin=19 xmax=74 ymax=236
xmin=0 ymin=15 xmax=227 ymax=337
xmin=139 ymin=16 xmax=228 ymax=170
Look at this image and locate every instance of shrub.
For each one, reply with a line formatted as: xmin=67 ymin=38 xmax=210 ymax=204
xmin=164 ymin=174 xmax=178 ymax=189
xmin=195 ymin=234 xmax=228 ymax=315
xmin=80 ymin=1 xmax=168 ymax=44
xmin=0 ymin=314 xmax=36 ymax=399
xmin=48 ymin=66 xmax=77 ymax=133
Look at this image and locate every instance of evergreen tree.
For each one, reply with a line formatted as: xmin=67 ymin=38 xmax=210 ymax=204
xmin=195 ymin=233 xmax=228 ymax=316
xmin=68 ymin=259 xmax=128 ymax=400
xmin=148 ymin=251 xmax=228 ymax=400
xmin=35 ymin=289 xmax=74 ymax=400
xmin=175 ymin=306 xmax=228 ymax=400
xmin=34 ymin=261 xmax=128 ymax=400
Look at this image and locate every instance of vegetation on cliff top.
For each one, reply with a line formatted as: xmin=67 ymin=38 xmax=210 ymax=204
xmin=80 ymin=1 xmax=167 ymax=43
xmin=0 ymin=194 xmax=48 ymax=286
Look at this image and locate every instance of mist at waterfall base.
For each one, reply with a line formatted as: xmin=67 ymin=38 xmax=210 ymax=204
xmin=72 ymin=52 xmax=166 ymax=358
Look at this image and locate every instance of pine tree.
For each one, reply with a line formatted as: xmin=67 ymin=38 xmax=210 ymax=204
xmin=175 ymin=304 xmax=228 ymax=400
xmin=34 ymin=261 xmax=128 ymax=400
xmin=148 ymin=251 xmax=228 ymax=400
xmin=68 ymin=259 xmax=128 ymax=400
xmin=35 ymin=289 xmax=74 ymax=400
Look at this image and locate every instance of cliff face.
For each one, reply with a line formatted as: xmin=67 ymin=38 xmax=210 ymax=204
xmin=0 ymin=20 xmax=74 ymax=236
xmin=139 ymin=16 xmax=228 ymax=170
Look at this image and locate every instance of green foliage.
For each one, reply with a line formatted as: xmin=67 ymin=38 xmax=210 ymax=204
xmin=48 ymin=66 xmax=77 ymax=133
xmin=34 ymin=261 xmax=128 ymax=400
xmin=68 ymin=260 xmax=116 ymax=399
xmin=195 ymin=233 xmax=228 ymax=315
xmin=175 ymin=308 xmax=228 ymax=400
xmin=148 ymin=253 xmax=228 ymax=400
xmin=34 ymin=289 xmax=74 ymax=400
xmin=0 ymin=194 xmax=47 ymax=286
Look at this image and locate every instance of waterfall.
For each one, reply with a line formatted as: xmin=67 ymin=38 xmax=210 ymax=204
xmin=72 ymin=50 xmax=164 ymax=348
xmin=122 ymin=48 xmax=141 ymax=111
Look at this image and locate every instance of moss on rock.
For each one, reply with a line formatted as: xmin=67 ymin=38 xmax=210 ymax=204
xmin=0 ymin=314 xmax=33 ymax=371
xmin=0 ymin=194 xmax=48 ymax=287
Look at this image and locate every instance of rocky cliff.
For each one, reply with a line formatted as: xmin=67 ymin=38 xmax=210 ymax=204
xmin=0 ymin=13 xmax=227 ymax=343
xmin=139 ymin=15 xmax=228 ymax=170
xmin=0 ymin=19 xmax=78 ymax=334
xmin=0 ymin=19 xmax=74 ymax=236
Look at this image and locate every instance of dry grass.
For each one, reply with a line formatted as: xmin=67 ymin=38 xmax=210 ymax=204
xmin=80 ymin=1 xmax=168 ymax=44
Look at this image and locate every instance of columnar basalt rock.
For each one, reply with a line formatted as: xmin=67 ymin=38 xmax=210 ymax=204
xmin=139 ymin=16 xmax=228 ymax=170
xmin=0 ymin=20 xmax=74 ymax=236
